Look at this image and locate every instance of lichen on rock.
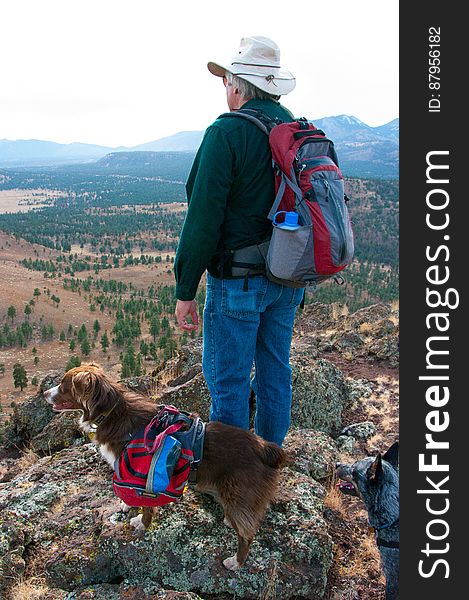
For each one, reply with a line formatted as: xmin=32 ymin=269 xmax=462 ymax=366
xmin=290 ymin=356 xmax=351 ymax=435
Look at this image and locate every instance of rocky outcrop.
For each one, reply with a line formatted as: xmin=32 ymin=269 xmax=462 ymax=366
xmin=0 ymin=431 xmax=335 ymax=599
xmin=295 ymin=302 xmax=399 ymax=367
xmin=0 ymin=301 xmax=399 ymax=599
xmin=0 ymin=372 xmax=64 ymax=449
xmin=0 ymin=373 xmax=84 ymax=454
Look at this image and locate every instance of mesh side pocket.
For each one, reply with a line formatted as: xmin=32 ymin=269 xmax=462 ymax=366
xmin=266 ymin=225 xmax=314 ymax=282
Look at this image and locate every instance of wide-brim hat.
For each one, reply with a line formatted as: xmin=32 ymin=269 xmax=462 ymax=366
xmin=208 ymin=36 xmax=296 ymax=96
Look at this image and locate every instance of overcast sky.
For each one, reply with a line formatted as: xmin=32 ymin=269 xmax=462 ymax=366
xmin=0 ymin=0 xmax=399 ymax=148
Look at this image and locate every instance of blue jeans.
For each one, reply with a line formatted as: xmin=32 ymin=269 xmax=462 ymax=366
xmin=202 ymin=273 xmax=304 ymax=447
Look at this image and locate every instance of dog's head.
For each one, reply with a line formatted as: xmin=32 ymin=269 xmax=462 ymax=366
xmin=44 ymin=363 xmax=118 ymax=425
xmin=336 ymin=441 xmax=399 ymax=499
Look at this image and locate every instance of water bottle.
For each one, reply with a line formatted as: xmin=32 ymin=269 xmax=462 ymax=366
xmin=273 ymin=211 xmax=300 ymax=230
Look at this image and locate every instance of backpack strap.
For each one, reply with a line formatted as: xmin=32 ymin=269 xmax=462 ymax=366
xmin=218 ymin=108 xmax=280 ymax=135
xmin=143 ymin=405 xmax=193 ymax=454
xmin=220 ymin=110 xmax=306 ymax=219
xmin=267 ymin=168 xmax=305 ymax=220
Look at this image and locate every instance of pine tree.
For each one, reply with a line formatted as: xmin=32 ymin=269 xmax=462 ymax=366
xmin=13 ymin=363 xmax=27 ymax=391
xmin=77 ymin=324 xmax=88 ymax=343
xmin=66 ymin=356 xmax=81 ymax=371
xmin=80 ymin=338 xmax=91 ymax=356
xmin=101 ymin=331 xmax=110 ymax=353
xmin=139 ymin=340 xmax=149 ymax=358
xmin=93 ymin=319 xmax=101 ymax=337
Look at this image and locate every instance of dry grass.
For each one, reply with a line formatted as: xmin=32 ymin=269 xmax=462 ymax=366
xmin=324 ymin=480 xmax=348 ymax=518
xmin=358 ymin=321 xmax=374 ymax=334
xmin=337 ymin=530 xmax=383 ymax=582
xmin=259 ymin=560 xmax=279 ymax=600
xmin=16 ymin=448 xmax=40 ymax=470
xmin=6 ymin=576 xmax=51 ymax=600
xmin=0 ymin=189 xmax=62 ymax=214
xmin=332 ymin=303 xmax=349 ymax=320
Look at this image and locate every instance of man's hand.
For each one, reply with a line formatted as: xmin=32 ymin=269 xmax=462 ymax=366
xmin=175 ymin=299 xmax=199 ymax=331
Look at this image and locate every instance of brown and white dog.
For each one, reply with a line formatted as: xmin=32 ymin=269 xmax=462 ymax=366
xmin=43 ymin=363 xmax=286 ymax=570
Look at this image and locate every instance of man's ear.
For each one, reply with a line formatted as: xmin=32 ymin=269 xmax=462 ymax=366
xmin=367 ymin=453 xmax=383 ymax=483
xmin=383 ymin=441 xmax=399 ymax=471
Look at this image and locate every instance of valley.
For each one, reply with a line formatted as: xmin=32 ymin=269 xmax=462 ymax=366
xmin=0 ymin=156 xmax=398 ymax=422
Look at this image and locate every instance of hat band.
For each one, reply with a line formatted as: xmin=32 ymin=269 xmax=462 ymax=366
xmin=231 ymin=71 xmax=293 ymax=81
xmin=231 ymin=61 xmax=280 ymax=69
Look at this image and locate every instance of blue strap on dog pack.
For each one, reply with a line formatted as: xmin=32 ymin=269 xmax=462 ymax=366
xmin=146 ymin=435 xmax=182 ymax=494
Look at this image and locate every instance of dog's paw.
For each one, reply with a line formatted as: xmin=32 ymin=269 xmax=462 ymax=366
xmin=223 ymin=555 xmax=241 ymax=571
xmin=129 ymin=514 xmax=146 ymax=532
xmin=120 ymin=501 xmax=131 ymax=513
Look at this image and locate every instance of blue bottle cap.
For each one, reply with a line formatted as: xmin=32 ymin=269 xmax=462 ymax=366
xmin=284 ymin=212 xmax=299 ymax=227
xmin=273 ymin=211 xmax=300 ymax=229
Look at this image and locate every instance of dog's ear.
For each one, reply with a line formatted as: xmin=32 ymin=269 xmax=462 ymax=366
xmin=71 ymin=371 xmax=97 ymax=406
xmin=367 ymin=453 xmax=383 ymax=483
xmin=383 ymin=441 xmax=399 ymax=471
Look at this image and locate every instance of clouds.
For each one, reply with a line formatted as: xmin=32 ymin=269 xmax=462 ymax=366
xmin=0 ymin=0 xmax=398 ymax=147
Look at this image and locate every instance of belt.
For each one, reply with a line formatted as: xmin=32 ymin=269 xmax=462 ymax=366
xmin=230 ymin=240 xmax=269 ymax=277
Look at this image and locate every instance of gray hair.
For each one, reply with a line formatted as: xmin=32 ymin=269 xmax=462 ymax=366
xmin=225 ymin=72 xmax=280 ymax=101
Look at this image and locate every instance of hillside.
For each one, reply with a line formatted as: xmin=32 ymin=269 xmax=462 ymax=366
xmin=313 ymin=116 xmax=398 ymax=178
xmin=132 ymin=131 xmax=204 ymax=152
xmin=0 ymin=173 xmax=397 ymax=413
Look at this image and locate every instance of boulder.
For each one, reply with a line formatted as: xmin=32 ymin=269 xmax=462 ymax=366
xmin=284 ymin=429 xmax=339 ymax=482
xmin=340 ymin=421 xmax=376 ymax=441
xmin=335 ymin=435 xmax=356 ymax=454
xmin=0 ymin=372 xmax=61 ymax=449
xmin=0 ymin=441 xmax=333 ymax=599
xmin=342 ymin=303 xmax=392 ymax=330
xmin=158 ymin=371 xmax=211 ymax=421
xmin=290 ymin=356 xmax=351 ymax=435
xmin=31 ymin=411 xmax=85 ymax=454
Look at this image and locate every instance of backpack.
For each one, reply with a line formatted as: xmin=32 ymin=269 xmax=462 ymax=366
xmin=112 ymin=405 xmax=205 ymax=507
xmin=223 ymin=109 xmax=354 ymax=288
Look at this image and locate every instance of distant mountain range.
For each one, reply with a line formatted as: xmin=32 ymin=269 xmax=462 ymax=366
xmin=0 ymin=115 xmax=398 ymax=178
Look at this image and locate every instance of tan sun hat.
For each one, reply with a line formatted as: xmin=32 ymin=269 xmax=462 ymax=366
xmin=207 ymin=36 xmax=296 ymax=96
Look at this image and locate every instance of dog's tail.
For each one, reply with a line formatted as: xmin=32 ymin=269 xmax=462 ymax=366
xmin=261 ymin=441 xmax=287 ymax=469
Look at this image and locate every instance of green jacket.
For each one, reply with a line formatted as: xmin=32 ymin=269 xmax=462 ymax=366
xmin=174 ymin=99 xmax=294 ymax=301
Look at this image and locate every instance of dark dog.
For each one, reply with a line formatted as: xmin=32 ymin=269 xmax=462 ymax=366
xmin=336 ymin=442 xmax=399 ymax=600
xmin=44 ymin=363 xmax=286 ymax=570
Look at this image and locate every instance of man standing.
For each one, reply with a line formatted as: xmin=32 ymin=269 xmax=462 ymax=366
xmin=174 ymin=36 xmax=304 ymax=447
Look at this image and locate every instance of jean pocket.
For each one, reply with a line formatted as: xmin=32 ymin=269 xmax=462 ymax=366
xmin=221 ymin=278 xmax=266 ymax=320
